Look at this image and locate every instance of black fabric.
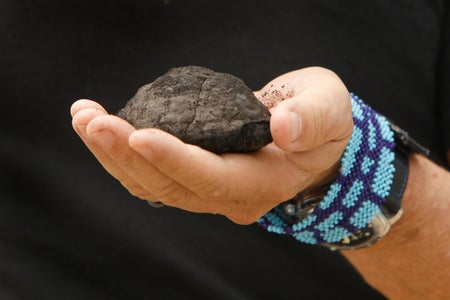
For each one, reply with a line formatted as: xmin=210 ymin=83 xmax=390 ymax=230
xmin=1 ymin=0 xmax=448 ymax=299
xmin=439 ymin=3 xmax=450 ymax=149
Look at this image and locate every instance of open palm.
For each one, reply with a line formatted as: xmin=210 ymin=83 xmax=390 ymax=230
xmin=71 ymin=67 xmax=352 ymax=224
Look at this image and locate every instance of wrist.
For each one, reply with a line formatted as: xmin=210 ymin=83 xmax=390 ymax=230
xmin=257 ymin=93 xmax=429 ymax=250
xmin=302 ymin=161 xmax=341 ymax=196
xmin=341 ymin=154 xmax=450 ymax=299
xmin=387 ymin=154 xmax=445 ymax=243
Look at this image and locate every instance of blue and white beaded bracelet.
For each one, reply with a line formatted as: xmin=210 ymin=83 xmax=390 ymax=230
xmin=257 ymin=93 xmax=400 ymax=246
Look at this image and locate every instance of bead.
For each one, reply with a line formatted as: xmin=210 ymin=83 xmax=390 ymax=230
xmin=257 ymin=93 xmax=396 ymax=245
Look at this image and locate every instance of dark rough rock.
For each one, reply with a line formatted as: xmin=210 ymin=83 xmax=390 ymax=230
xmin=117 ymin=66 xmax=272 ymax=154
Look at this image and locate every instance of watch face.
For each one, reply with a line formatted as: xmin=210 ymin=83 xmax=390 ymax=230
xmin=322 ymin=213 xmax=393 ymax=251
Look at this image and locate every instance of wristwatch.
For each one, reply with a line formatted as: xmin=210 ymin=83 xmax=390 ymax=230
xmin=278 ymin=122 xmax=430 ymax=250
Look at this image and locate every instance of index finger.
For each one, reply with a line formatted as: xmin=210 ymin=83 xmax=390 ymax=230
xmin=129 ymin=129 xmax=305 ymax=208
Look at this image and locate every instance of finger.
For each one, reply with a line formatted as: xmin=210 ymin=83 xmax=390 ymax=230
xmin=70 ymin=99 xmax=106 ymax=117
xmin=72 ymin=107 xmax=108 ymax=145
xmin=129 ymin=129 xmax=306 ymax=208
xmin=269 ymin=67 xmax=353 ymax=153
xmin=129 ymin=129 xmax=230 ymax=199
xmin=86 ymin=115 xmax=195 ymax=208
xmin=254 ymin=76 xmax=296 ymax=109
xmin=72 ymin=107 xmax=157 ymax=201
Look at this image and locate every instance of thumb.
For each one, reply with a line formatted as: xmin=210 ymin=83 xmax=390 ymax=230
xmin=270 ymin=71 xmax=353 ymax=153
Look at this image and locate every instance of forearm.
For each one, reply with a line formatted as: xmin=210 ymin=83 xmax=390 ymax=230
xmin=342 ymin=154 xmax=450 ymax=299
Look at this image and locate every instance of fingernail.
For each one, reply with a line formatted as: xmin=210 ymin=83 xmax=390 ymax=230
xmin=91 ymin=130 xmax=115 ymax=148
xmin=289 ymin=112 xmax=302 ymax=142
xmin=129 ymin=132 xmax=154 ymax=160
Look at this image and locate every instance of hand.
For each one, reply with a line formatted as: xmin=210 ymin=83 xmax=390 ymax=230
xmin=70 ymin=67 xmax=353 ymax=224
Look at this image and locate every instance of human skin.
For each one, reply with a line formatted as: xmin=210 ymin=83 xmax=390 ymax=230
xmin=71 ymin=67 xmax=353 ymax=224
xmin=342 ymin=155 xmax=450 ymax=299
xmin=71 ymin=67 xmax=450 ymax=298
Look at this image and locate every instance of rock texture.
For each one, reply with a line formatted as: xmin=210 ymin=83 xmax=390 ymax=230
xmin=117 ymin=66 xmax=272 ymax=154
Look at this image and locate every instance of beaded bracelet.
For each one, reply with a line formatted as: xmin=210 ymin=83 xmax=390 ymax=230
xmin=257 ymin=93 xmax=398 ymax=245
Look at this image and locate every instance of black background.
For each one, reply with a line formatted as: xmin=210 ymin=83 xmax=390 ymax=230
xmin=1 ymin=0 xmax=448 ymax=299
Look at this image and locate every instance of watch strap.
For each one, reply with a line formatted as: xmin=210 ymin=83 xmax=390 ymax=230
xmin=257 ymin=93 xmax=411 ymax=248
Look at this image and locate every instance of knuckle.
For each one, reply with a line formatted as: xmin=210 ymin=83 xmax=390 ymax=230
xmin=153 ymin=181 xmax=182 ymax=204
xmin=126 ymin=183 xmax=154 ymax=200
xmin=208 ymin=184 xmax=231 ymax=200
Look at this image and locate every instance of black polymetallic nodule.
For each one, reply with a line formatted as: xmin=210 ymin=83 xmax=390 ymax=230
xmin=118 ymin=66 xmax=272 ymax=154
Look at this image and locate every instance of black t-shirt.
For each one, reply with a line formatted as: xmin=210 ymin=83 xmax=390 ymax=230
xmin=1 ymin=1 xmax=449 ymax=299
